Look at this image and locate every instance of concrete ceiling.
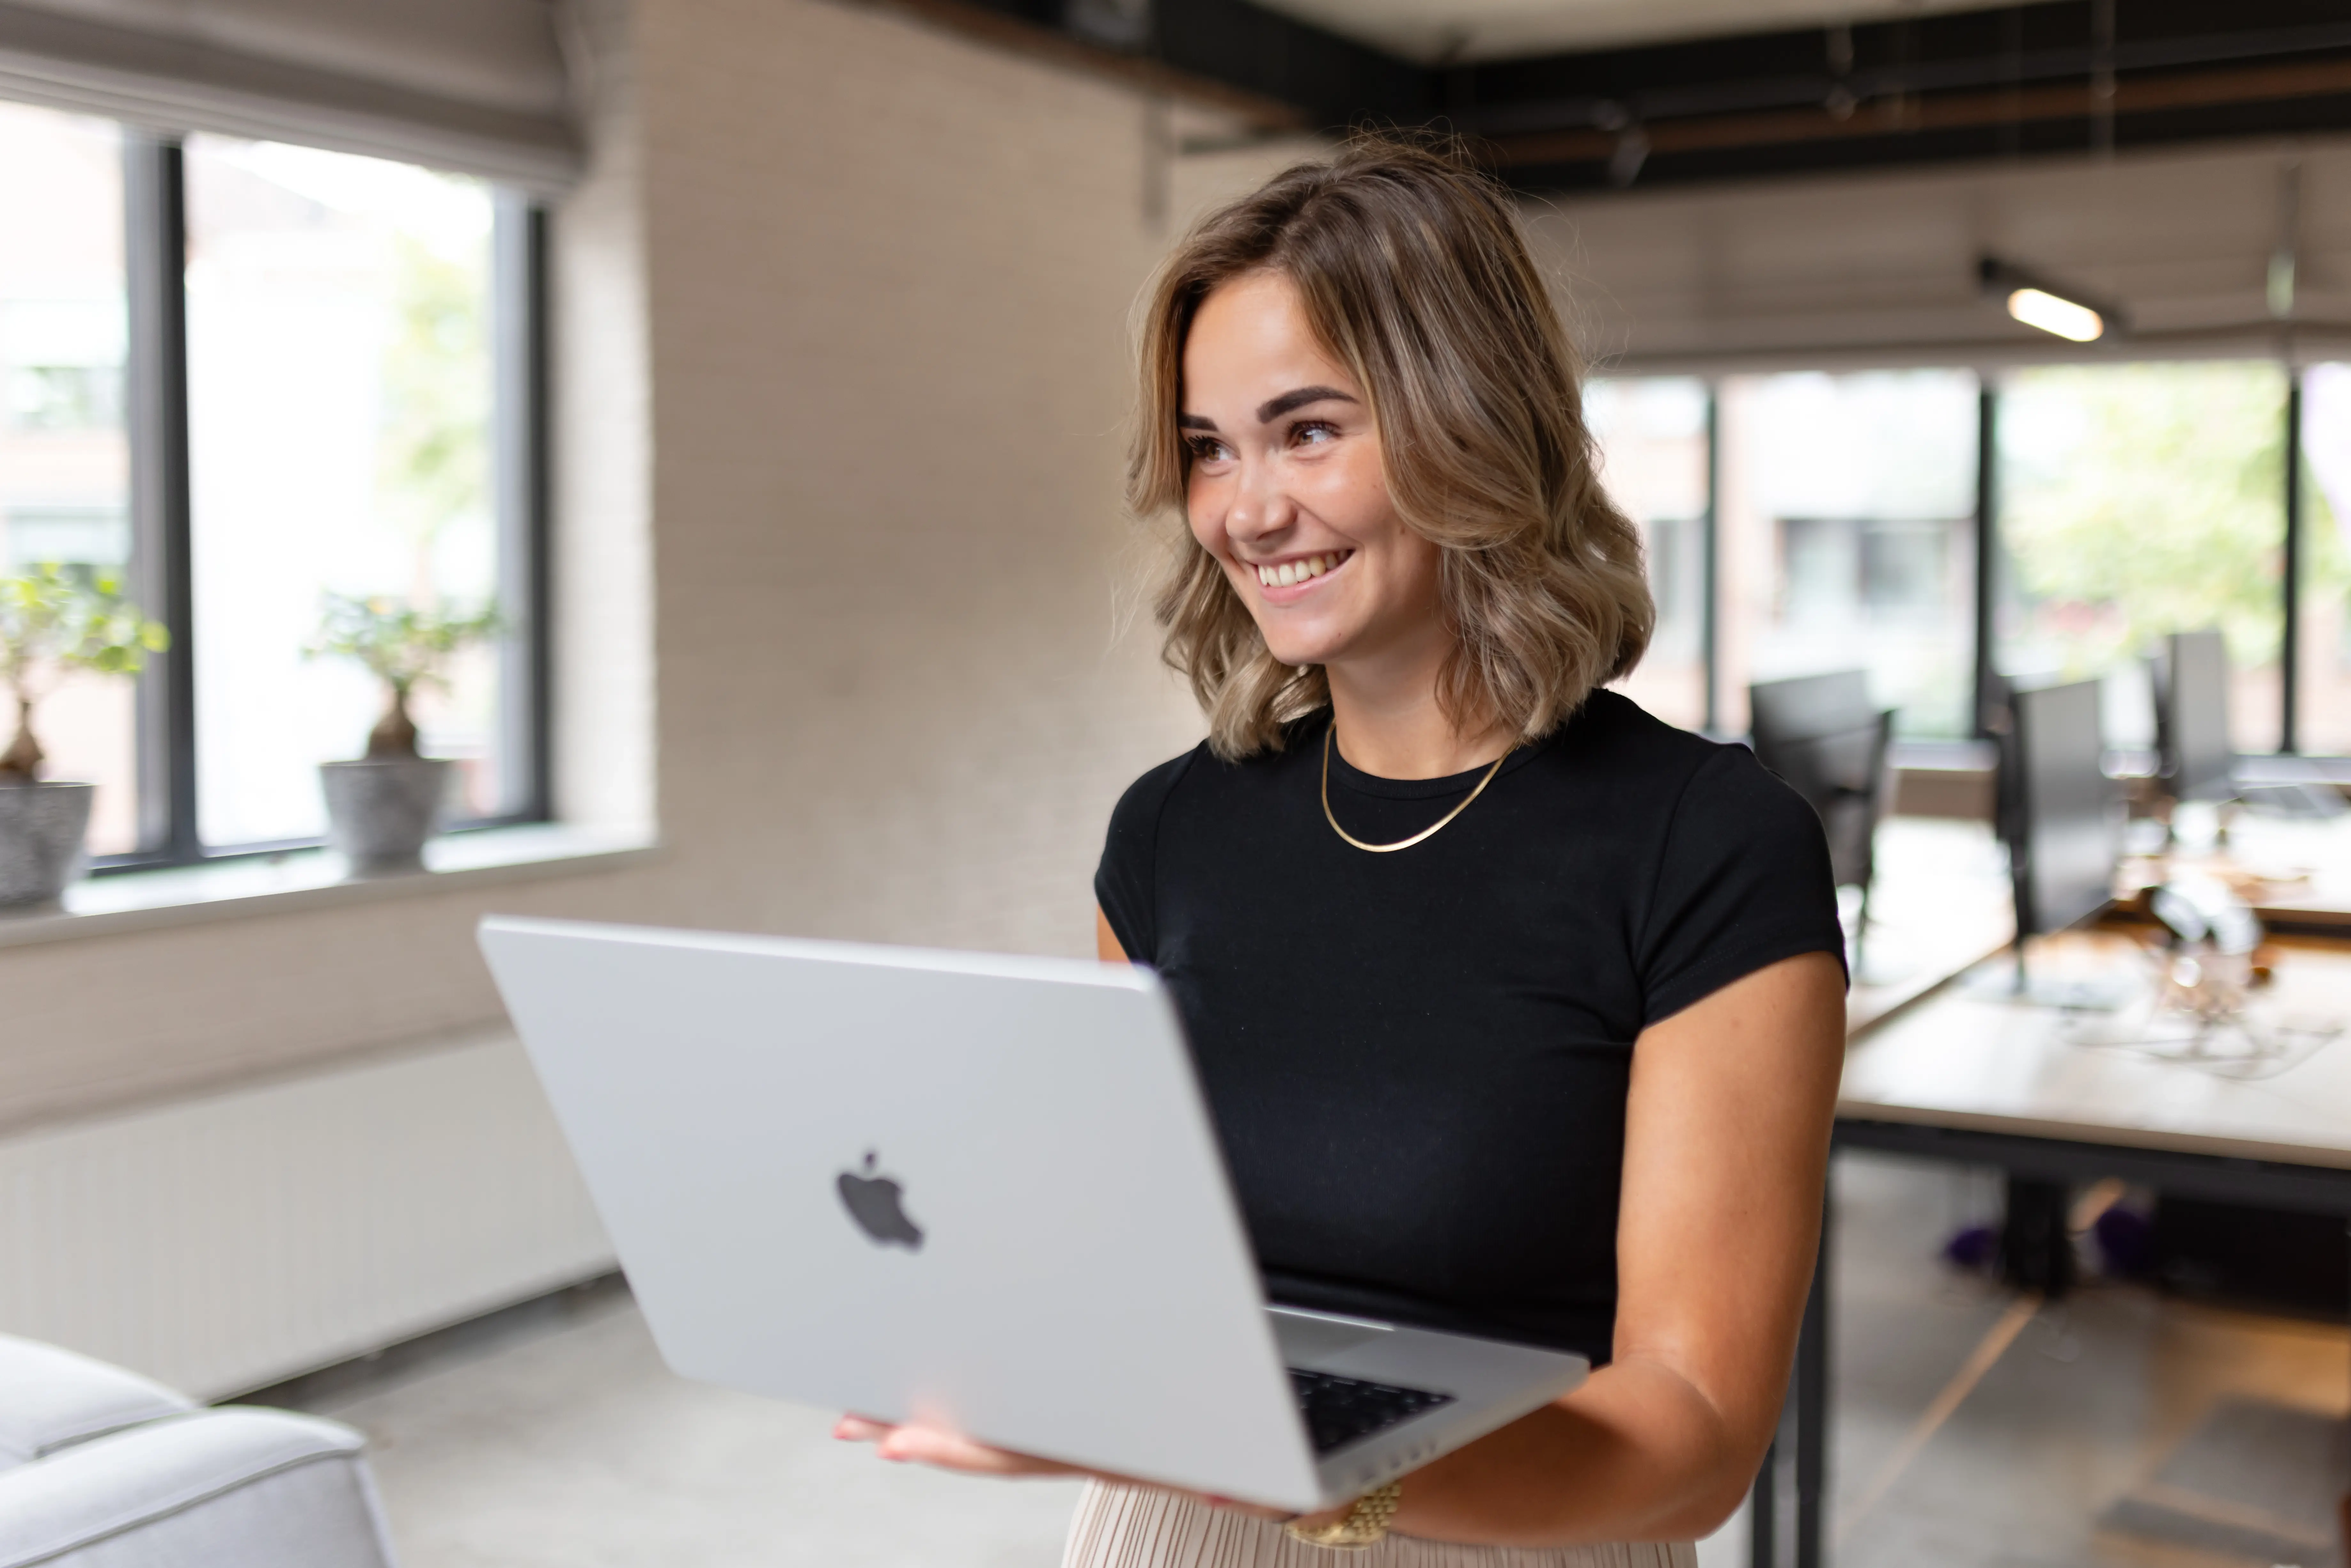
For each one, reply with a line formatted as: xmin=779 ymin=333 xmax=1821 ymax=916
xmin=1247 ymin=0 xmax=2017 ymax=65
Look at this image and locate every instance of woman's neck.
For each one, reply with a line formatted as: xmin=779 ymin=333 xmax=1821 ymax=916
xmin=1325 ymin=658 xmax=1512 ymax=781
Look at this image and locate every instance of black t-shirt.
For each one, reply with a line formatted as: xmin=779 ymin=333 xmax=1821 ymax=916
xmin=1093 ymin=691 xmax=1844 ymax=1362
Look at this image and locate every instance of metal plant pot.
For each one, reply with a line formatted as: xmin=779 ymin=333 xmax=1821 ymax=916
xmin=0 ymin=781 xmax=95 ymax=908
xmin=319 ymin=758 xmax=452 ymax=873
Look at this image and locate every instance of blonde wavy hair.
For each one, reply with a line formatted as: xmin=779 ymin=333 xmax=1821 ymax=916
xmin=1131 ymin=137 xmax=1653 ymax=760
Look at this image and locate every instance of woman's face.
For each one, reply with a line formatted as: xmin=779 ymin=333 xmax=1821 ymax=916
xmin=1180 ymin=271 xmax=1444 ymax=675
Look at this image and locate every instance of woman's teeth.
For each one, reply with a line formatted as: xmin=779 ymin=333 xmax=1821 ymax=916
xmin=1255 ymin=552 xmax=1349 ymax=588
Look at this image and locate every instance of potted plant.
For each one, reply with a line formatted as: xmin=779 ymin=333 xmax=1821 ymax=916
xmin=307 ymin=594 xmax=501 ymax=873
xmin=0 ymin=564 xmax=169 ymax=908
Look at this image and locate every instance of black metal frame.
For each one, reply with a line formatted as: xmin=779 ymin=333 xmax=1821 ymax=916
xmin=121 ymin=133 xmax=199 ymax=866
xmin=1700 ymin=386 xmax=1721 ymax=734
xmin=2284 ymin=369 xmax=2306 ymax=756
xmin=1973 ymin=384 xmax=2001 ymax=741
xmin=87 ymin=132 xmax=552 ymax=875
xmin=1745 ymin=1119 xmax=2351 ymax=1568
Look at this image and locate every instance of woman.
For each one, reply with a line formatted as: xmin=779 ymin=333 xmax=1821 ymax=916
xmin=839 ymin=139 xmax=1847 ymax=1563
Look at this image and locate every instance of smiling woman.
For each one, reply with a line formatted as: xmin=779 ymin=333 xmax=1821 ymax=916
xmin=1134 ymin=154 xmax=1651 ymax=766
xmin=836 ymin=137 xmax=1848 ymax=1567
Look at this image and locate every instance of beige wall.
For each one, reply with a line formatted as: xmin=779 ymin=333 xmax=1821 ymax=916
xmin=1 ymin=0 xmax=1318 ymax=1133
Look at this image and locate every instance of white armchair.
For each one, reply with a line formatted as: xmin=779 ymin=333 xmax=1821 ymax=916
xmin=0 ymin=1335 xmax=397 ymax=1568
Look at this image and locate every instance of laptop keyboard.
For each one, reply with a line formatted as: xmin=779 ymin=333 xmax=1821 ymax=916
xmin=1287 ymin=1368 xmax=1455 ymax=1455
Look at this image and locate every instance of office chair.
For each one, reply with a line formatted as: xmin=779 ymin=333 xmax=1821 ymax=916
xmin=1747 ymin=671 xmax=1900 ymax=956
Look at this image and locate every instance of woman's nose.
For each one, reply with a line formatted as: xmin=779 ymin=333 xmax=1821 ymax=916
xmin=1226 ymin=461 xmax=1294 ymax=545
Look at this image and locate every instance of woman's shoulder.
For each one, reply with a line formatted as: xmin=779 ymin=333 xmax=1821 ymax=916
xmin=1558 ymin=688 xmax=1738 ymax=772
xmin=1556 ymin=690 xmax=1821 ymax=834
xmin=1105 ymin=744 xmax=1207 ymax=846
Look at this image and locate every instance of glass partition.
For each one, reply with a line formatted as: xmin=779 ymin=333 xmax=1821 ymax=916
xmin=1997 ymin=361 xmax=2287 ymax=756
xmin=1716 ymin=369 xmax=1980 ymax=738
xmin=1588 ymin=376 xmax=1709 ymax=730
xmin=2296 ymin=364 xmax=2351 ymax=755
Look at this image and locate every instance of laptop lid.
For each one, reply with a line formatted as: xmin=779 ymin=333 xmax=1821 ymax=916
xmin=478 ymin=915 xmax=1324 ymax=1509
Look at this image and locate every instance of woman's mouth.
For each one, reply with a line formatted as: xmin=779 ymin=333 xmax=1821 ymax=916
xmin=1252 ymin=550 xmax=1352 ymax=589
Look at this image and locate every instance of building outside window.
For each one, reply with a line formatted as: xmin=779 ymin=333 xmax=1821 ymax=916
xmin=1997 ymin=361 xmax=2287 ymax=756
xmin=0 ymin=93 xmax=542 ymax=870
xmin=0 ymin=101 xmax=137 ymax=852
xmin=2294 ymin=363 xmax=2351 ymax=756
xmin=1588 ymin=376 xmax=1709 ymax=731
xmin=1716 ymin=369 xmax=1980 ymax=739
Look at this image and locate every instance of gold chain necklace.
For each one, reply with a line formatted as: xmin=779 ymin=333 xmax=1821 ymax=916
xmin=1320 ymin=725 xmax=1512 ymax=854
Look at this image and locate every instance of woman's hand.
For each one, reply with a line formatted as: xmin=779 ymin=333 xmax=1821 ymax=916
xmin=831 ymin=1415 xmax=1304 ymax=1524
xmin=831 ymin=1414 xmax=1084 ymax=1478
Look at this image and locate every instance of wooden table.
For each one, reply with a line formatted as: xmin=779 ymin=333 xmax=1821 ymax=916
xmin=1754 ymin=936 xmax=2351 ymax=1568
xmin=2132 ymin=812 xmax=2351 ymax=933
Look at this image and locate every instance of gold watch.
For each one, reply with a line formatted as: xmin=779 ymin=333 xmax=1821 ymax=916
xmin=1282 ymin=1481 xmax=1402 ymax=1550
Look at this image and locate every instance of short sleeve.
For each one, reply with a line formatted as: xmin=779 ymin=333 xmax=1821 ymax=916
xmin=1637 ymin=745 xmax=1848 ymax=1026
xmin=1094 ymin=749 xmax=1197 ymax=965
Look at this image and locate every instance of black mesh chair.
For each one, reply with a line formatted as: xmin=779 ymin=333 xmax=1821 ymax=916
xmin=1748 ymin=671 xmax=1899 ymax=952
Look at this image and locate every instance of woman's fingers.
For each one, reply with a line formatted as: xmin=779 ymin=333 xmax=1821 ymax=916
xmin=834 ymin=1413 xmax=1080 ymax=1476
xmin=873 ymin=1423 xmax=1081 ymax=1475
xmin=834 ymin=1417 xmax=1298 ymax=1520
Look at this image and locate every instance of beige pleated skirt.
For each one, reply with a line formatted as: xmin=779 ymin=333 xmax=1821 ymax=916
xmin=1061 ymin=1482 xmax=1700 ymax=1568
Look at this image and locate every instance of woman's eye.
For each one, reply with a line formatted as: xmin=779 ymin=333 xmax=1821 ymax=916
xmin=1187 ymin=436 xmax=1234 ymax=465
xmin=1291 ymin=420 xmax=1339 ymax=447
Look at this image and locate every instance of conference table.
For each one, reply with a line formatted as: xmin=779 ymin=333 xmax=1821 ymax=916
xmin=1752 ymin=931 xmax=2351 ymax=1568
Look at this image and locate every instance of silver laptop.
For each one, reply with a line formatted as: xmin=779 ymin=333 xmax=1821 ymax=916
xmin=478 ymin=915 xmax=1587 ymax=1512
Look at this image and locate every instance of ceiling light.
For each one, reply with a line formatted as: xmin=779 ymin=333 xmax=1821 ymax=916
xmin=2005 ymin=287 xmax=2104 ymax=342
xmin=1979 ymin=256 xmax=2127 ymax=344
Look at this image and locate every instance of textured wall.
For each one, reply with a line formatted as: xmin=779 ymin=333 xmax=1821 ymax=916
xmin=627 ymin=0 xmax=1206 ymax=954
xmin=0 ymin=0 xmax=1315 ymax=1132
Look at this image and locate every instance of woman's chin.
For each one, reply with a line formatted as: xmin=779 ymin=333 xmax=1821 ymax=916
xmin=1263 ymin=641 xmax=1338 ymax=673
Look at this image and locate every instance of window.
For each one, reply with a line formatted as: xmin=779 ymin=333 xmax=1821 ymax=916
xmin=0 ymin=101 xmax=137 ymax=852
xmin=1588 ymin=376 xmax=1709 ymax=730
xmin=2295 ymin=364 xmax=2351 ymax=756
xmin=1717 ymin=370 xmax=1980 ymax=739
xmin=0 ymin=97 xmax=545 ymax=869
xmin=1997 ymin=362 xmax=2286 ymax=756
xmin=184 ymin=136 xmax=508 ymax=846
xmin=1585 ymin=361 xmax=2339 ymax=767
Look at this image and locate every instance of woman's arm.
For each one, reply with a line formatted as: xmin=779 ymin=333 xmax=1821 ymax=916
xmin=847 ymin=919 xmax=1843 ymax=1547
xmin=1383 ymin=948 xmax=1846 ymax=1545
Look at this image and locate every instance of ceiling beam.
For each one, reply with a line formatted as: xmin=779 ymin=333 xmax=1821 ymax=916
xmin=1484 ymin=54 xmax=2351 ymax=171
xmin=864 ymin=0 xmax=2351 ymax=191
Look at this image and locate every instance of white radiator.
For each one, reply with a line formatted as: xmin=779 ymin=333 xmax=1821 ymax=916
xmin=0 ymin=1032 xmax=614 ymax=1401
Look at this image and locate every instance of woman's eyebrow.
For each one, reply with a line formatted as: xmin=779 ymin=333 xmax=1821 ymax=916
xmin=1256 ymin=385 xmax=1357 ymax=423
xmin=1177 ymin=413 xmax=1219 ymax=431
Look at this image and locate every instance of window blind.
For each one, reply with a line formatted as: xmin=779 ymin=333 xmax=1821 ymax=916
xmin=0 ymin=0 xmax=580 ymax=189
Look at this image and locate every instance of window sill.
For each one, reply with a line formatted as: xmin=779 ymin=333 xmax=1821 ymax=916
xmin=0 ymin=824 xmax=660 ymax=951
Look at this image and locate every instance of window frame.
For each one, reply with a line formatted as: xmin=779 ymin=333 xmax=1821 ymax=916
xmin=78 ymin=127 xmax=551 ymax=876
xmin=1602 ymin=364 xmax=2321 ymax=758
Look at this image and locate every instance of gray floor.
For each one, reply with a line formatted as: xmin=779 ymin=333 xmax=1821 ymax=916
xmin=264 ymin=1153 xmax=2350 ymax=1568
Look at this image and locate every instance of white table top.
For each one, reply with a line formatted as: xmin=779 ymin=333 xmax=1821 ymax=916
xmin=1842 ymin=817 xmax=2015 ymax=1038
xmin=1840 ymin=935 xmax=2351 ymax=1171
xmin=2129 ymin=811 xmax=2351 ymax=929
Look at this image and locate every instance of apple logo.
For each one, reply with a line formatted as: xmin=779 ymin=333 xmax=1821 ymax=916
xmin=837 ymin=1151 xmax=924 ymax=1250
